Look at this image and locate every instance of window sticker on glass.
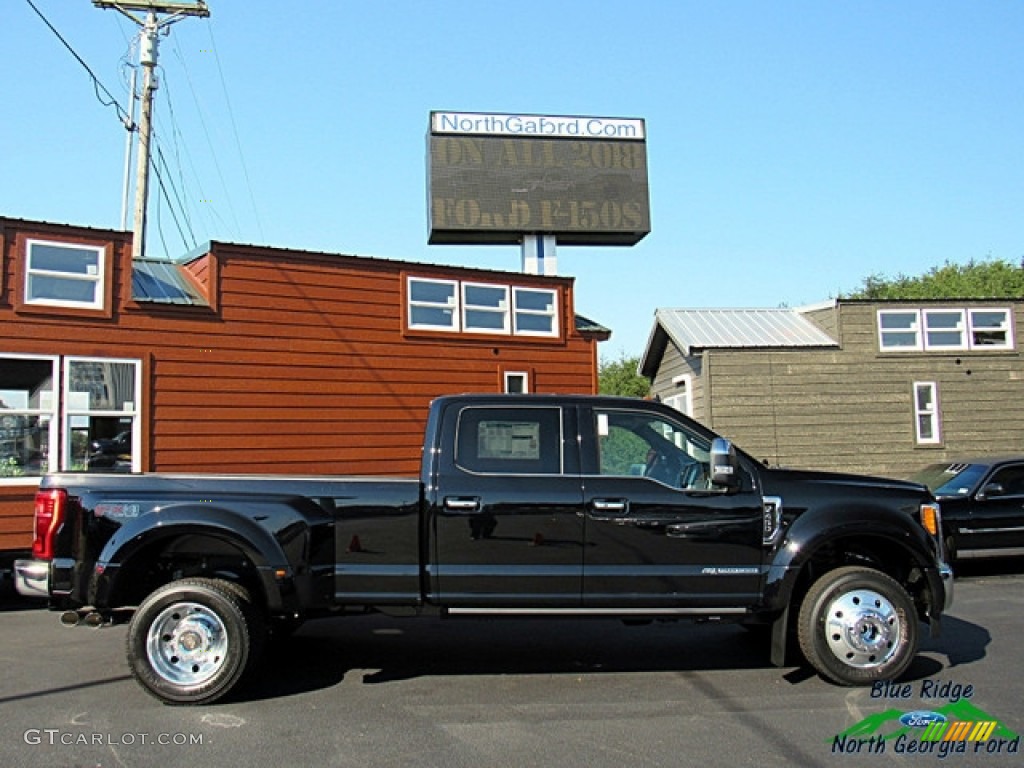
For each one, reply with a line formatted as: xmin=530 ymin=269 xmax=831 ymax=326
xmin=478 ymin=421 xmax=540 ymax=460
xmin=597 ymin=412 xmax=609 ymax=437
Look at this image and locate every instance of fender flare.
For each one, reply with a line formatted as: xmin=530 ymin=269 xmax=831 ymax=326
xmin=763 ymin=501 xmax=940 ymax=612
xmin=90 ymin=503 xmax=299 ymax=612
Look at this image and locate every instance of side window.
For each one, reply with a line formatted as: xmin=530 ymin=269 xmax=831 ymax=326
xmin=0 ymin=355 xmax=58 ymax=482
xmin=455 ymin=406 xmax=562 ymax=475
xmin=512 ymin=287 xmax=558 ymax=337
xmin=25 ymin=239 xmax=105 ymax=310
xmin=407 ymin=277 xmax=458 ymax=331
xmin=922 ymin=309 xmax=966 ymax=350
xmin=1 ymin=355 xmax=141 ymax=480
xmin=463 ymin=283 xmax=509 ymax=334
xmin=64 ymin=358 xmax=141 ymax=473
xmin=503 ymin=371 xmax=529 ymax=393
xmin=987 ymin=465 xmax=1024 ymax=497
xmin=969 ymin=309 xmax=1013 ymax=350
xmin=913 ymin=381 xmax=941 ymax=445
xmin=878 ymin=310 xmax=922 ymax=351
xmin=595 ymin=408 xmax=711 ymax=489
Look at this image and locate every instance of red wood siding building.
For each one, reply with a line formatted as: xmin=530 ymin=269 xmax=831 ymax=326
xmin=0 ymin=216 xmax=608 ymax=555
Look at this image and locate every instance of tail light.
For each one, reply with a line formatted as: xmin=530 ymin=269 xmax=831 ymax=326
xmin=32 ymin=488 xmax=68 ymax=560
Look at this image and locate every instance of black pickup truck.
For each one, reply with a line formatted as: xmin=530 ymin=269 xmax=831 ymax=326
xmin=17 ymin=394 xmax=953 ymax=705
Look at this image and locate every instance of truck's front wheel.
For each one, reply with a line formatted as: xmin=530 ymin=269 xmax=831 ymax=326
xmin=127 ymin=578 xmax=259 ymax=705
xmin=797 ymin=566 xmax=918 ymax=686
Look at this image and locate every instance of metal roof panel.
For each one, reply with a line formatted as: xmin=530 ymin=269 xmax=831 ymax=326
xmin=132 ymin=259 xmax=208 ymax=305
xmin=654 ymin=308 xmax=838 ymax=355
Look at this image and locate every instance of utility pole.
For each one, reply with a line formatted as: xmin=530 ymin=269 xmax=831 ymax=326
xmin=93 ymin=1 xmax=210 ymax=260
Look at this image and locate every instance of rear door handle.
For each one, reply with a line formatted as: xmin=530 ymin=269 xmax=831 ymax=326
xmin=444 ymin=497 xmax=481 ymax=513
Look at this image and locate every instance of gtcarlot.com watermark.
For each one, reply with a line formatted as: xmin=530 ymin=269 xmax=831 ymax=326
xmin=24 ymin=729 xmax=204 ymax=747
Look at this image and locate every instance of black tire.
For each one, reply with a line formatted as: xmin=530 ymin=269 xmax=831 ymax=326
xmin=211 ymin=579 xmax=268 ymax=666
xmin=127 ymin=578 xmax=260 ymax=705
xmin=797 ymin=566 xmax=918 ymax=686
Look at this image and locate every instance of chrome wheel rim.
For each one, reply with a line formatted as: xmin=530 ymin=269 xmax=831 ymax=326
xmin=146 ymin=601 xmax=229 ymax=686
xmin=823 ymin=588 xmax=901 ymax=669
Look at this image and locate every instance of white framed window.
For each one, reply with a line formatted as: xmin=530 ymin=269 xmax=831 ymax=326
xmin=878 ymin=310 xmax=922 ymax=351
xmin=923 ymin=309 xmax=967 ymax=350
xmin=503 ymin=371 xmax=530 ymax=393
xmin=0 ymin=354 xmax=58 ymax=484
xmin=968 ymin=308 xmax=1013 ymax=350
xmin=664 ymin=374 xmax=693 ymax=416
xmin=913 ymin=381 xmax=941 ymax=445
xmin=63 ymin=357 xmax=142 ymax=473
xmin=880 ymin=306 xmax=1015 ymax=352
xmin=407 ymin=277 xmax=458 ymax=331
xmin=463 ymin=283 xmax=509 ymax=334
xmin=407 ymin=276 xmax=563 ymax=339
xmin=512 ymin=287 xmax=558 ymax=337
xmin=25 ymin=239 xmax=105 ymax=310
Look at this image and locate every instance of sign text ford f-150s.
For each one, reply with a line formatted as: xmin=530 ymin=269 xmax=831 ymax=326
xmin=16 ymin=394 xmax=953 ymax=704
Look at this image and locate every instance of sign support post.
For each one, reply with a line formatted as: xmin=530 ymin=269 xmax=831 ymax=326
xmin=521 ymin=235 xmax=558 ymax=275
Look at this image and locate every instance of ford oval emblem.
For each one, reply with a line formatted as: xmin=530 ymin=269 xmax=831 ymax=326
xmin=899 ymin=711 xmax=948 ymax=728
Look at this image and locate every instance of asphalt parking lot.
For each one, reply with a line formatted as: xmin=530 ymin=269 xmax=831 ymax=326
xmin=1 ymin=559 xmax=1021 ymax=768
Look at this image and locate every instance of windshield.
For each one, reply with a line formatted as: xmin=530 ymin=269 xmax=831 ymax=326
xmin=910 ymin=463 xmax=988 ymax=497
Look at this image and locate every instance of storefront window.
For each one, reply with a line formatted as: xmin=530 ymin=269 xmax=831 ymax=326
xmin=0 ymin=356 xmax=58 ymax=480
xmin=64 ymin=358 xmax=141 ymax=473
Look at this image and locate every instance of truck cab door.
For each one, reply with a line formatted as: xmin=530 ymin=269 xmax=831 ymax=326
xmin=579 ymin=405 xmax=764 ymax=610
xmin=425 ymin=402 xmax=585 ymax=608
xmin=966 ymin=462 xmax=1024 ymax=552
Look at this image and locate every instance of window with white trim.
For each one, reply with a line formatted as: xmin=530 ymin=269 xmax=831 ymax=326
xmin=463 ymin=283 xmax=509 ymax=334
xmin=407 ymin=278 xmax=458 ymax=331
xmin=664 ymin=374 xmax=693 ymax=416
xmin=504 ymin=371 xmax=529 ymax=393
xmin=64 ymin=358 xmax=141 ymax=472
xmin=923 ymin=309 xmax=966 ymax=350
xmin=0 ymin=355 xmax=141 ymax=482
xmin=879 ymin=307 xmax=1015 ymax=352
xmin=25 ymin=239 xmax=105 ymax=310
xmin=913 ymin=381 xmax=941 ymax=445
xmin=968 ymin=308 xmax=1013 ymax=349
xmin=512 ymin=287 xmax=558 ymax=336
xmin=0 ymin=355 xmax=58 ymax=482
xmin=407 ymin=276 xmax=559 ymax=338
xmin=878 ymin=310 xmax=922 ymax=351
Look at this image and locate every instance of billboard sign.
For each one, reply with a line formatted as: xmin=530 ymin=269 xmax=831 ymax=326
xmin=428 ymin=111 xmax=650 ymax=246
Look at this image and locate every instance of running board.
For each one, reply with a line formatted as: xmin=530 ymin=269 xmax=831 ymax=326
xmin=446 ymin=607 xmax=748 ymax=616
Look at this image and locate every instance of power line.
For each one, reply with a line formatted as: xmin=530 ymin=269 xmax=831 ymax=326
xmin=24 ymin=0 xmax=131 ymax=128
xmin=169 ymin=38 xmax=242 ymax=238
xmin=155 ymin=78 xmax=199 ymax=248
xmin=206 ymin=18 xmax=264 ymax=242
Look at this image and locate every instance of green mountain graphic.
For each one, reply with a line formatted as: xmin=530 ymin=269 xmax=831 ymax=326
xmin=834 ymin=700 xmax=1019 ymax=742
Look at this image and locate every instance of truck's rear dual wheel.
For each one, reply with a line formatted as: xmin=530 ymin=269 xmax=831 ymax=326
xmin=797 ymin=566 xmax=918 ymax=686
xmin=126 ymin=578 xmax=265 ymax=705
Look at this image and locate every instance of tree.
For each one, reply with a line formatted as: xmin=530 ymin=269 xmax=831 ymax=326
xmin=598 ymin=353 xmax=650 ymax=397
xmin=843 ymin=258 xmax=1024 ymax=299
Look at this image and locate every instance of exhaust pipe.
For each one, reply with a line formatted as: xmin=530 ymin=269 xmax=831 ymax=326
xmin=59 ymin=608 xmax=108 ymax=628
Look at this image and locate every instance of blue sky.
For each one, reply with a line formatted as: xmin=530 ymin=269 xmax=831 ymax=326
xmin=3 ymin=1 xmax=1022 ymax=357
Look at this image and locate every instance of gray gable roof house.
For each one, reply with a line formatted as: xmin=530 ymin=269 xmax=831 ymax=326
xmin=640 ymin=299 xmax=1024 ymax=479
